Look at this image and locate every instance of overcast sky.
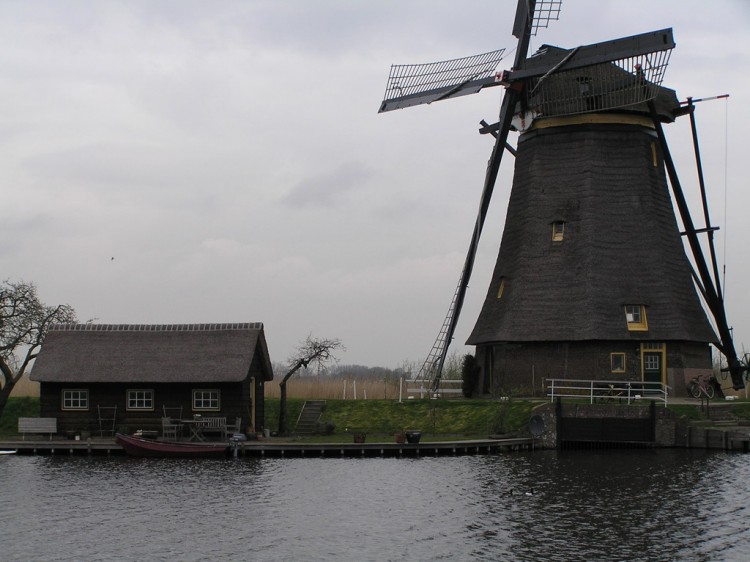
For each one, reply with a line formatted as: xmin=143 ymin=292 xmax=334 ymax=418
xmin=2 ymin=1 xmax=749 ymax=369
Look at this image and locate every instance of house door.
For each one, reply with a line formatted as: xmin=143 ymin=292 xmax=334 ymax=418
xmin=643 ymin=351 xmax=663 ymax=390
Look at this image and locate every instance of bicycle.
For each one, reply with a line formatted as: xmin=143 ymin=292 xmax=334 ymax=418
xmin=686 ymin=375 xmax=716 ymax=399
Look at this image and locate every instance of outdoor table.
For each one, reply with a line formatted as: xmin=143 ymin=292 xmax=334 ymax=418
xmin=180 ymin=419 xmax=208 ymax=442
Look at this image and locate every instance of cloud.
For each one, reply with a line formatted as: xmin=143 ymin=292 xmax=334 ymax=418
xmin=0 ymin=0 xmax=748 ymax=368
xmin=282 ymin=160 xmax=375 ymax=208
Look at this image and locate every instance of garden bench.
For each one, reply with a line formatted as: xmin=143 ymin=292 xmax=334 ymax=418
xmin=199 ymin=417 xmax=227 ymax=441
xmin=18 ymin=417 xmax=57 ymax=440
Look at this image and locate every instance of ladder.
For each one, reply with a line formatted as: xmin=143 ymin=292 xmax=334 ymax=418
xmin=97 ymin=405 xmax=117 ymax=436
xmin=415 ymin=281 xmax=462 ymax=391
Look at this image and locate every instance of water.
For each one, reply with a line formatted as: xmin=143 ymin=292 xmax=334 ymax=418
xmin=2 ymin=449 xmax=748 ymax=561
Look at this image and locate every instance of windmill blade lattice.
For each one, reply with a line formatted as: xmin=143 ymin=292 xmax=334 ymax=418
xmin=529 ymin=0 xmax=562 ymax=35
xmin=525 ymin=48 xmax=673 ymax=118
xmin=379 ymin=49 xmax=506 ymax=113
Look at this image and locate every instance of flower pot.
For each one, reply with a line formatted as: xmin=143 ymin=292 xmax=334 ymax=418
xmin=352 ymin=432 xmax=366 ymax=444
xmin=394 ymin=432 xmax=406 ymax=444
xmin=405 ymin=431 xmax=421 ymax=444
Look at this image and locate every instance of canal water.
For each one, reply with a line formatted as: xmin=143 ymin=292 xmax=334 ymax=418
xmin=2 ymin=449 xmax=748 ymax=561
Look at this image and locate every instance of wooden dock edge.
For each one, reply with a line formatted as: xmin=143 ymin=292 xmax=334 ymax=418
xmin=0 ymin=437 xmax=536 ymax=458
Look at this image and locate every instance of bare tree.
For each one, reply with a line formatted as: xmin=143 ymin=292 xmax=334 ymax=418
xmin=0 ymin=280 xmax=77 ymax=418
xmin=277 ymin=335 xmax=343 ymax=435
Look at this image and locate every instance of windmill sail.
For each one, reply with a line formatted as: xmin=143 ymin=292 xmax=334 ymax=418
xmin=379 ymin=49 xmax=505 ymax=113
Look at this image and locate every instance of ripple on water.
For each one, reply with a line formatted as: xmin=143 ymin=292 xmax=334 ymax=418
xmin=2 ymin=449 xmax=750 ymax=561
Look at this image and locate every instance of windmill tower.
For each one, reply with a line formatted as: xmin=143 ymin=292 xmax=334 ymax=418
xmin=380 ymin=0 xmax=746 ymax=395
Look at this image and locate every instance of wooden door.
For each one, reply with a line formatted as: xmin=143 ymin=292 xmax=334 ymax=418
xmin=643 ymin=351 xmax=663 ymax=387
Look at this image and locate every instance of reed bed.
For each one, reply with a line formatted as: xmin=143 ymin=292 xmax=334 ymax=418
xmin=8 ymin=376 xmax=40 ymax=398
xmin=265 ymin=377 xmax=403 ymax=400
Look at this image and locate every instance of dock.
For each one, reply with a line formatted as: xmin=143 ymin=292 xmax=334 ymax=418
xmin=234 ymin=437 xmax=535 ymax=458
xmin=0 ymin=436 xmax=535 ymax=458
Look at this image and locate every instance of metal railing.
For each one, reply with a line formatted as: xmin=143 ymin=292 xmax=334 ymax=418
xmin=547 ymin=379 xmax=669 ymax=405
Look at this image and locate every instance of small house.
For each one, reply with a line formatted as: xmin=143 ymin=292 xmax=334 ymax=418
xmin=29 ymin=323 xmax=274 ymax=436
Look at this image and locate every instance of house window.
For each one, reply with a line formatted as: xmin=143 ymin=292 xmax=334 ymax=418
xmin=62 ymin=389 xmax=89 ymax=410
xmin=610 ymin=353 xmax=626 ymax=373
xmin=193 ymin=389 xmax=220 ymax=411
xmin=552 ymin=221 xmax=565 ymax=241
xmin=127 ymin=389 xmax=154 ymax=411
xmin=624 ymin=305 xmax=648 ymax=331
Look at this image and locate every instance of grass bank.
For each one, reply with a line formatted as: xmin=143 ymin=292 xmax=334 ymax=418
xmin=0 ymin=397 xmax=39 ymax=436
xmin=4 ymin=397 xmax=750 ymax=439
xmin=264 ymin=398 xmax=540 ymax=439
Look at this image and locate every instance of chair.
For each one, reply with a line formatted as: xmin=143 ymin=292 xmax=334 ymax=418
xmin=162 ymin=404 xmax=183 ymax=420
xmin=161 ymin=418 xmax=182 ymax=441
xmin=224 ymin=417 xmax=242 ymax=439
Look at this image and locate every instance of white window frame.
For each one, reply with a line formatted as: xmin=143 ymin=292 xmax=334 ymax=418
xmin=193 ymin=389 xmax=220 ymax=411
xmin=127 ymin=389 xmax=154 ymax=411
xmin=62 ymin=389 xmax=89 ymax=410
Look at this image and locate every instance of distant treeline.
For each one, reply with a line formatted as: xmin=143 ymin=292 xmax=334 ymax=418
xmin=271 ymin=352 xmax=465 ymax=381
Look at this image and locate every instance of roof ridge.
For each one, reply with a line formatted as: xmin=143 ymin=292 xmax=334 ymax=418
xmin=49 ymin=322 xmax=264 ymax=332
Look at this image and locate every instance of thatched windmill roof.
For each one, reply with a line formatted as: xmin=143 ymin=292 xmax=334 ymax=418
xmin=467 ymin=120 xmax=718 ymax=346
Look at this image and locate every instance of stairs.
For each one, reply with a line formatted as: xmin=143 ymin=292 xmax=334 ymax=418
xmin=294 ymin=400 xmax=326 ymax=435
xmin=706 ymin=404 xmax=739 ymax=424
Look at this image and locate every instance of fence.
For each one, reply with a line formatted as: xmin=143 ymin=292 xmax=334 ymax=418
xmin=547 ymin=378 xmax=669 ymax=405
xmin=402 ymin=379 xmax=464 ymax=400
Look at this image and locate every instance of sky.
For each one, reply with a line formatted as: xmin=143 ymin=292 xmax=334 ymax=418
xmin=2 ymin=1 xmax=749 ymax=370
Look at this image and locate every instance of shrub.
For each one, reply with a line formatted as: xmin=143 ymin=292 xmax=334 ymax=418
xmin=461 ymin=354 xmax=480 ymax=398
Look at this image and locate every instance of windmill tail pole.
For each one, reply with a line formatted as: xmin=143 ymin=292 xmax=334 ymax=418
xmin=648 ymin=100 xmax=745 ymax=390
xmin=431 ymin=0 xmax=538 ymax=387
xmin=437 ymin=87 xmax=520 ymax=380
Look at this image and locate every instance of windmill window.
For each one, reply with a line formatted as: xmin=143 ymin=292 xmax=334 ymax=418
xmin=497 ymin=277 xmax=506 ymax=299
xmin=552 ymin=221 xmax=565 ymax=241
xmin=624 ymin=305 xmax=648 ymax=331
xmin=610 ymin=353 xmax=626 ymax=373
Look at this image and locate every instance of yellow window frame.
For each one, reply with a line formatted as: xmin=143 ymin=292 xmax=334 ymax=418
xmin=610 ymin=353 xmax=626 ymax=373
xmin=625 ymin=305 xmax=648 ymax=331
xmin=552 ymin=221 xmax=565 ymax=241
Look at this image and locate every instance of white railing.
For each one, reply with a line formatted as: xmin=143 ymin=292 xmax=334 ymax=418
xmin=547 ymin=379 xmax=669 ymax=405
xmin=401 ymin=379 xmax=464 ymax=400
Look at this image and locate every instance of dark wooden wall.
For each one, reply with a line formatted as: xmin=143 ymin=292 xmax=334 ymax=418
xmin=39 ymin=377 xmax=269 ymax=435
xmin=475 ymin=340 xmax=712 ymax=397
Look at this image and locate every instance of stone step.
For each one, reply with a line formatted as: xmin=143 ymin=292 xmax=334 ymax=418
xmin=294 ymin=400 xmax=327 ymax=434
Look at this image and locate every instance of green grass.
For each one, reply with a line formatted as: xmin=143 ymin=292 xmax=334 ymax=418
xmin=0 ymin=397 xmax=40 ymax=436
xmin=264 ymin=397 xmax=540 ymax=437
xmin=2 ymin=397 xmax=537 ymax=439
xmin=728 ymin=402 xmax=750 ymax=421
xmin=666 ymin=404 xmax=707 ymax=421
xmin=667 ymin=400 xmax=750 ymax=422
xmin=5 ymin=396 xmax=747 ymax=440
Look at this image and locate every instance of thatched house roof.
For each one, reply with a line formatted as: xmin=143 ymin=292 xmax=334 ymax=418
xmin=30 ymin=323 xmax=273 ymax=383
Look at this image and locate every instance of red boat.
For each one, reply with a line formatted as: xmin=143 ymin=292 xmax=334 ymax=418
xmin=115 ymin=433 xmax=229 ymax=458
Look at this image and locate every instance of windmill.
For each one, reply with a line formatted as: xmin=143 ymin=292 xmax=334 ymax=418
xmin=379 ymin=0 xmax=746 ymax=394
